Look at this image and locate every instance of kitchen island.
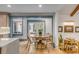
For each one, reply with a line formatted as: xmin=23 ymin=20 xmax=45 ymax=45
xmin=0 ymin=38 xmax=19 ymax=54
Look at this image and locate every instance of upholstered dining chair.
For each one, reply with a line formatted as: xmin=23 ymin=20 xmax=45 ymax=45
xmin=26 ymin=37 xmax=31 ymax=53
xmin=42 ymin=34 xmax=53 ymax=50
xmin=45 ymin=34 xmax=53 ymax=53
xmin=35 ymin=37 xmax=43 ymax=49
xmin=28 ymin=32 xmax=37 ymax=44
xmin=27 ymin=35 xmax=36 ymax=53
xmin=27 ymin=32 xmax=38 ymax=51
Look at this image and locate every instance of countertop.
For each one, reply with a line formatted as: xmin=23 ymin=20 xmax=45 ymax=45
xmin=0 ymin=38 xmax=19 ymax=47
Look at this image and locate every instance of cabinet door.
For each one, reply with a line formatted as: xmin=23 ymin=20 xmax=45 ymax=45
xmin=0 ymin=15 xmax=8 ymax=27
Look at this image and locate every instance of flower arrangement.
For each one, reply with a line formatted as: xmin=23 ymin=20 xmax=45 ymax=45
xmin=38 ymin=29 xmax=43 ymax=36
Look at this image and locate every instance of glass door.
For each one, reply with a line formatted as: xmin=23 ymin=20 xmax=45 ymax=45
xmin=27 ymin=20 xmax=45 ymax=36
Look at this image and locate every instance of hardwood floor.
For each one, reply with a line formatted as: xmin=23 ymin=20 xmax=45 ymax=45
xmin=33 ymin=49 xmax=66 ymax=54
xmin=19 ymin=41 xmax=66 ymax=54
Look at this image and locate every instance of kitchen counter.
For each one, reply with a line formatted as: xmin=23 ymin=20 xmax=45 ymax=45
xmin=0 ymin=38 xmax=18 ymax=47
xmin=0 ymin=38 xmax=19 ymax=54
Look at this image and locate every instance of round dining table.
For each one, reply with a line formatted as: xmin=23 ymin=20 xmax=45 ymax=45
xmin=31 ymin=36 xmax=50 ymax=49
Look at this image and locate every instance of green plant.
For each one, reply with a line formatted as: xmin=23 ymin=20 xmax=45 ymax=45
xmin=59 ymin=34 xmax=63 ymax=43
xmin=38 ymin=29 xmax=43 ymax=36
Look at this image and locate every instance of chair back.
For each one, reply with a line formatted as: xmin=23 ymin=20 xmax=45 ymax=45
xmin=28 ymin=32 xmax=36 ymax=43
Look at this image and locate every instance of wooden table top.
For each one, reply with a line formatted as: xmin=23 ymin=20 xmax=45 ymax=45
xmin=31 ymin=36 xmax=49 ymax=40
xmin=31 ymin=36 xmax=49 ymax=38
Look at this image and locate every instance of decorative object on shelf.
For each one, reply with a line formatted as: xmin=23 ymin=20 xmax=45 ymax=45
xmin=58 ymin=26 xmax=63 ymax=32
xmin=64 ymin=26 xmax=74 ymax=32
xmin=75 ymin=26 xmax=79 ymax=32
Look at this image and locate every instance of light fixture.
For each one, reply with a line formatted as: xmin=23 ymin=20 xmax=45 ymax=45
xmin=63 ymin=22 xmax=74 ymax=25
xmin=38 ymin=4 xmax=42 ymax=8
xmin=7 ymin=4 xmax=11 ymax=8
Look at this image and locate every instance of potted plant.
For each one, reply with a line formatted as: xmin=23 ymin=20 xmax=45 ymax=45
xmin=59 ymin=34 xmax=63 ymax=43
xmin=58 ymin=34 xmax=63 ymax=49
xmin=38 ymin=29 xmax=42 ymax=36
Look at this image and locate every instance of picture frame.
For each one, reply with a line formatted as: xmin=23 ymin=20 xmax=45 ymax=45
xmin=64 ymin=26 xmax=73 ymax=32
xmin=75 ymin=26 xmax=79 ymax=32
xmin=58 ymin=26 xmax=63 ymax=32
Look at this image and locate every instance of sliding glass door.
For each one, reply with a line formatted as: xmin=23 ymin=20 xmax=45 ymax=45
xmin=27 ymin=20 xmax=45 ymax=36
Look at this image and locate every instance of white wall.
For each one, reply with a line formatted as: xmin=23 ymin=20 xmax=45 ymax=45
xmin=58 ymin=14 xmax=79 ymax=41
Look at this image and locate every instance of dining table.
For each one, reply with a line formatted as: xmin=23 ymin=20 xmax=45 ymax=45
xmin=31 ymin=35 xmax=50 ymax=49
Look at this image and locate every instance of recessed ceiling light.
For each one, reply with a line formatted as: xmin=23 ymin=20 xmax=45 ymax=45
xmin=38 ymin=4 xmax=42 ymax=8
xmin=7 ymin=4 xmax=11 ymax=8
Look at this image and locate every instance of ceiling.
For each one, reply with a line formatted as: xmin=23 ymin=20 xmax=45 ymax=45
xmin=58 ymin=4 xmax=77 ymax=15
xmin=0 ymin=4 xmax=77 ymax=15
xmin=0 ymin=4 xmax=65 ymax=13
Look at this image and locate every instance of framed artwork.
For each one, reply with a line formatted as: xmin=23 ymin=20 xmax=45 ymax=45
xmin=75 ymin=26 xmax=79 ymax=32
xmin=58 ymin=26 xmax=63 ymax=32
xmin=64 ymin=26 xmax=73 ymax=32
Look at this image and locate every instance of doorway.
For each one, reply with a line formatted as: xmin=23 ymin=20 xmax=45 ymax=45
xmin=27 ymin=20 xmax=45 ymax=36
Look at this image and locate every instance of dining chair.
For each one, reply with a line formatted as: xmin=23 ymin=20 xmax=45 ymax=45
xmin=42 ymin=34 xmax=53 ymax=50
xmin=26 ymin=38 xmax=31 ymax=53
xmin=27 ymin=35 xmax=36 ymax=53
xmin=41 ymin=37 xmax=47 ymax=49
xmin=28 ymin=32 xmax=36 ymax=44
xmin=33 ymin=36 xmax=46 ymax=49
xmin=28 ymin=32 xmax=38 ymax=51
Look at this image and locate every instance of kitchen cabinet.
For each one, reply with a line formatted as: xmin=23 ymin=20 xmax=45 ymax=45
xmin=0 ymin=13 xmax=9 ymax=27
